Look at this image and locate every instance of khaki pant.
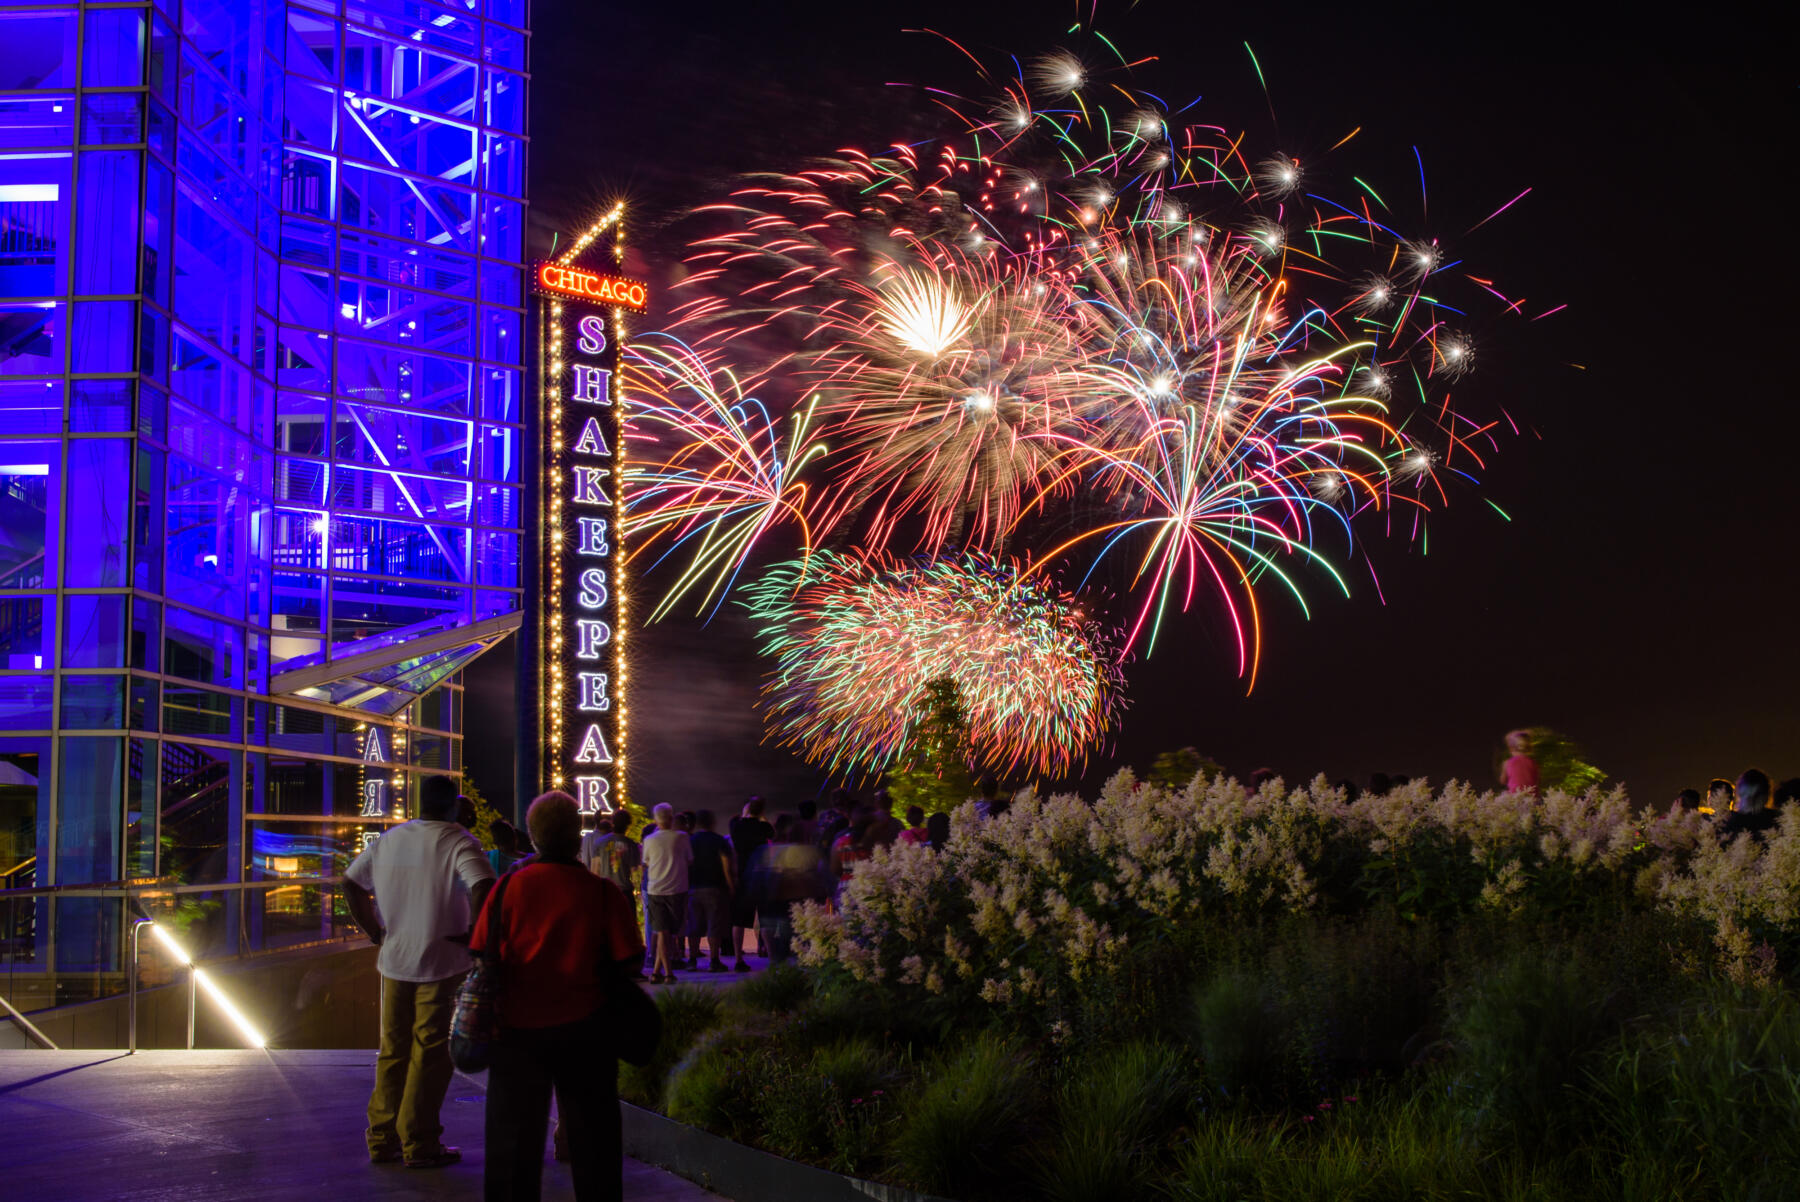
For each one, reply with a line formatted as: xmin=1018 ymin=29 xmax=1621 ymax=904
xmin=367 ymin=972 xmax=464 ymax=1159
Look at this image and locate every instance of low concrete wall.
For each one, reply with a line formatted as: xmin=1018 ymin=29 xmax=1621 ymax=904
xmin=0 ymin=941 xmax=381 ymax=1050
xmin=621 ymin=1102 xmax=956 ymax=1202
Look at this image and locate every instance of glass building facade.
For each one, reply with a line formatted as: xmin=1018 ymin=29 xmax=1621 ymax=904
xmin=0 ymin=0 xmax=526 ymax=1004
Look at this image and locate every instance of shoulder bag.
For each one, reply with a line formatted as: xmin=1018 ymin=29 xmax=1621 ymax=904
xmin=449 ymin=870 xmax=513 ymax=1072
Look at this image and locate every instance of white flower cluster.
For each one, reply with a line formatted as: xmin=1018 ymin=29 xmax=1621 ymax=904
xmin=789 ymin=772 xmax=1799 ymax=1018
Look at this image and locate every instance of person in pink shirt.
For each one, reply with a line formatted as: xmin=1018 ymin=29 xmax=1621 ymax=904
xmin=896 ymin=805 xmax=929 ymax=847
xmin=1501 ymin=729 xmax=1540 ymax=794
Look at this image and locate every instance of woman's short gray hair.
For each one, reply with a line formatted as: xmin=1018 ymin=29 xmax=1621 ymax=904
xmin=652 ymin=802 xmax=675 ymax=827
xmin=527 ymin=791 xmax=582 ymax=859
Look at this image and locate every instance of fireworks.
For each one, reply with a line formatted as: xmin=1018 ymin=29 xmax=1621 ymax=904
xmin=625 ymin=27 xmax=1542 ymax=772
xmin=745 ymin=553 xmax=1123 ymax=778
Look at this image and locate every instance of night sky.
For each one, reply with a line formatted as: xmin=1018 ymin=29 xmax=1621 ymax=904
xmin=466 ymin=1 xmax=1796 ymax=815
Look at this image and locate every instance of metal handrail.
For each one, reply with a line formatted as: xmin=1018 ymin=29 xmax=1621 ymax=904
xmin=0 ymin=876 xmax=343 ymax=900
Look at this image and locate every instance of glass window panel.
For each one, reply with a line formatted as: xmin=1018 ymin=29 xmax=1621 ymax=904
xmin=137 ymin=381 xmax=167 ymax=442
xmin=175 ymin=185 xmax=251 ymax=358
xmin=177 ymin=126 xmax=251 ymax=216
xmin=276 ymin=325 xmax=332 ymax=392
xmin=486 ymin=0 xmax=527 ymax=28
xmin=81 ymin=8 xmax=147 ymax=88
xmin=483 ymin=68 xmax=524 ymax=134
xmin=276 ymin=393 xmax=328 ymax=454
xmin=0 ymin=740 xmax=46 ymax=917
xmin=285 ymin=9 xmax=337 ymax=81
xmin=478 ymin=304 xmax=518 ymax=362
xmin=412 ymin=683 xmax=452 ymax=732
xmin=165 ymin=452 xmax=247 ymax=621
xmin=73 ymin=151 xmax=140 ymax=294
xmin=480 ymin=367 xmax=518 ymax=423
xmin=271 ymin=505 xmax=326 ymax=568
xmin=339 ymin=229 xmax=474 ymax=298
xmin=58 ymin=736 xmax=122 ymax=885
xmin=62 ymin=593 xmax=127 ymax=668
xmin=482 ymin=23 xmax=524 ymax=72
xmin=336 ymin=280 xmax=474 ymax=357
xmin=160 ymin=741 xmax=237 ymax=884
xmin=0 ymin=675 xmax=52 ymax=729
xmin=279 ymin=215 xmax=333 ymax=268
xmin=479 ymin=260 xmax=520 ymax=308
xmin=474 ymin=422 xmax=516 ymax=482
xmin=148 ymin=14 xmax=177 ymax=105
xmin=0 ymin=300 xmax=64 ymax=375
xmin=80 ymin=92 xmax=145 ymax=146
xmin=275 ymin=456 xmax=327 ymax=505
xmin=337 ymin=339 xmax=473 ymax=413
xmin=339 ymin=161 xmax=474 ymax=252
xmin=332 ymin=463 xmax=470 ymax=522
xmin=0 ymin=443 xmax=60 ymax=587
xmin=330 ymin=516 xmax=466 ymax=581
xmin=473 ymin=529 xmax=515 ymax=587
xmin=345 ymin=1 xmax=478 ymax=56
xmin=482 ymin=132 xmax=521 ymax=198
xmin=131 ymin=597 xmax=159 ymax=671
xmin=162 ymin=684 xmax=238 ymax=738
xmin=177 ymin=43 xmax=250 ymax=173
xmin=141 ymin=157 xmax=172 ymax=306
xmin=139 ymin=304 xmax=168 ymax=383
xmin=330 ymin=575 xmax=465 ymax=648
xmin=170 ymin=331 xmax=257 ymax=430
xmin=343 ymin=28 xmax=476 ymax=115
xmin=63 ymin=437 xmax=130 ymax=586
xmin=269 ymin=569 xmax=325 ymax=654
xmin=0 ymin=96 xmax=75 ymax=150
xmin=129 ymin=675 xmax=158 ymax=731
xmin=280 ymin=146 xmax=334 ymax=218
xmin=70 ymin=301 xmax=137 ymax=372
xmin=260 ymin=754 xmax=323 ymax=814
xmin=283 ymin=74 xmax=335 ymax=150
xmin=278 ymin=262 xmax=331 ymax=332
xmin=164 ymin=604 xmax=243 ymax=688
xmin=70 ymin=378 xmax=133 ymax=432
xmin=409 ymin=731 xmax=449 ymax=769
xmin=60 ymin=673 xmax=125 ymax=729
xmin=334 ymin=402 xmax=472 ymax=476
xmin=0 ymin=13 xmax=78 ymax=90
xmin=126 ymin=735 xmax=156 ymax=876
xmin=0 ymin=153 xmax=70 ymax=299
xmin=473 ymin=588 xmax=516 ymax=622
xmin=0 ymin=379 xmax=63 ymax=435
xmin=132 ymin=444 xmax=165 ymax=592
xmin=145 ymin=95 xmax=174 ymax=157
xmin=474 ymin=482 xmax=517 ymax=528
xmin=0 ymin=595 xmax=50 ymax=669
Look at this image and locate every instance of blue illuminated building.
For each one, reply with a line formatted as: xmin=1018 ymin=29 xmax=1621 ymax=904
xmin=0 ymin=0 xmax=527 ymax=1004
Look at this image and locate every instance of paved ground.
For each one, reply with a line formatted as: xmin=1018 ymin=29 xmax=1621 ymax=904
xmin=0 ymin=1050 xmax=725 ymax=1202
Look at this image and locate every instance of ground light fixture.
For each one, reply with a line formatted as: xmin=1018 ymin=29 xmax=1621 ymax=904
xmin=144 ymin=921 xmax=268 ymax=1049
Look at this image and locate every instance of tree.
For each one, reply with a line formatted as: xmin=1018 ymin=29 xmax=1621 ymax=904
xmin=1146 ymin=747 xmax=1224 ymax=791
xmin=1518 ymin=728 xmax=1607 ymax=795
xmin=884 ymin=677 xmax=977 ymax=814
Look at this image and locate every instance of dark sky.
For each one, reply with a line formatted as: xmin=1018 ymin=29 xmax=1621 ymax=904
xmin=467 ymin=0 xmax=1796 ymax=814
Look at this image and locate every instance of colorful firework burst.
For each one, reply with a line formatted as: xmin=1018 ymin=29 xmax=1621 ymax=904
xmin=744 ymin=552 xmax=1123 ymax=778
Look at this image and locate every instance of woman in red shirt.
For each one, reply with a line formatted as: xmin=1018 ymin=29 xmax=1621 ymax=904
xmin=472 ymin=792 xmax=643 ymax=1202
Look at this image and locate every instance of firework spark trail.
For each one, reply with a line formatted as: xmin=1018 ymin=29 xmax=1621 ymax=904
xmin=639 ymin=27 xmax=1541 ymax=708
xmin=745 ymin=552 xmax=1123 ymax=778
xmin=623 ymin=336 xmax=828 ymax=620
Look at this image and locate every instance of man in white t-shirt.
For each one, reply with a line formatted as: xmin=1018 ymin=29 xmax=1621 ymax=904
xmin=344 ymin=775 xmax=495 ymax=1168
xmin=641 ymin=803 xmax=692 ymax=982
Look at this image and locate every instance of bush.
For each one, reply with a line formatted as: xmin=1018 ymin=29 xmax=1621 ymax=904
xmin=722 ymin=959 xmax=812 ymax=1018
xmin=1590 ymin=983 xmax=1800 ymax=1199
xmin=758 ymin=1038 xmax=899 ymax=1174
xmin=620 ymin=985 xmax=724 ymax=1106
xmin=1035 ymin=1042 xmax=1191 ymax=1202
xmin=1190 ymin=969 xmax=1308 ymax=1106
xmin=1445 ymin=947 xmax=1617 ymax=1148
xmin=889 ymin=1034 xmax=1039 ymax=1195
xmin=664 ymin=1023 xmax=773 ymax=1139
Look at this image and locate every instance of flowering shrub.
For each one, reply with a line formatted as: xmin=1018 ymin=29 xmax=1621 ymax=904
xmin=792 ymin=771 xmax=1798 ymax=1030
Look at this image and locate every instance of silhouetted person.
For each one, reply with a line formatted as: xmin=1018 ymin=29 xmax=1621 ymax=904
xmin=925 ymin=811 xmax=951 ymax=850
xmin=898 ymin=805 xmax=929 ymax=846
xmin=1334 ymin=779 xmax=1363 ymax=804
xmin=1774 ymin=778 xmax=1800 ymax=809
xmin=456 ymin=794 xmax=479 ymax=833
xmin=728 ymin=797 xmax=773 ymax=970
xmin=488 ymin=819 xmax=521 ymax=875
xmin=686 ymin=809 xmax=735 ymax=972
xmin=1368 ymin=773 xmax=1392 ymax=797
xmin=474 ymin=792 xmax=641 ymax=1202
xmin=344 ymin=773 xmax=494 ymax=1168
xmin=1705 ymin=778 xmax=1735 ymax=814
xmin=1674 ymin=788 xmax=1703 ymax=812
xmin=1718 ymin=768 xmax=1777 ymax=841
xmin=1247 ymin=767 xmax=1277 ymax=793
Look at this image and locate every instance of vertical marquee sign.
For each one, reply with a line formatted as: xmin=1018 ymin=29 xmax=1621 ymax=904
xmin=528 ymin=212 xmax=649 ymax=820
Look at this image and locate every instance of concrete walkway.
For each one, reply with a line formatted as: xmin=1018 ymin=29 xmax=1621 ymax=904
xmin=0 ymin=1049 xmax=724 ymax=1201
